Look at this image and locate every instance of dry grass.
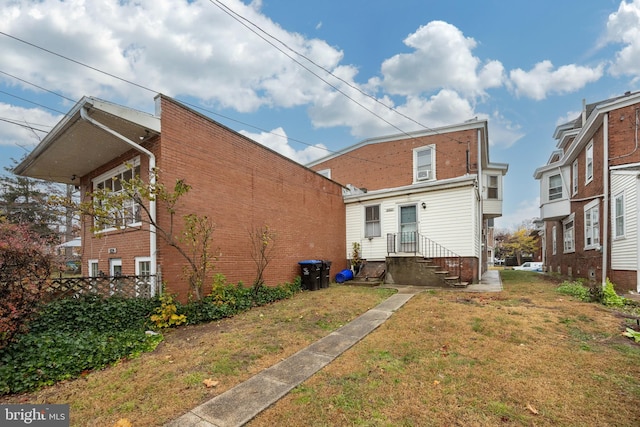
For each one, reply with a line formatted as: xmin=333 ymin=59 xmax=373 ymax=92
xmin=0 ymin=286 xmax=395 ymax=426
xmin=251 ymin=272 xmax=640 ymax=427
xmin=3 ymin=273 xmax=640 ymax=426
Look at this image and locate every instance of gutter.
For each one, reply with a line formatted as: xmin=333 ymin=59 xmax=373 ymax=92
xmin=602 ymin=113 xmax=609 ymax=289
xmin=79 ymin=107 xmax=159 ymax=296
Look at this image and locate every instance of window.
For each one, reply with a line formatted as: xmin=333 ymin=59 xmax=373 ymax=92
xmin=93 ymin=160 xmax=142 ymax=231
xmin=487 ymin=175 xmax=499 ymax=199
xmin=365 ymin=205 xmax=381 ymax=238
xmin=552 ymin=225 xmax=557 ymax=255
xmin=572 ymin=160 xmax=578 ymax=195
xmin=88 ymin=259 xmax=99 ymax=277
xmin=585 ymin=142 xmax=593 ymax=184
xmin=562 ymin=215 xmax=575 ymax=253
xmin=414 ymin=146 xmax=434 ymax=181
xmin=136 ymin=257 xmax=151 ymax=277
xmin=584 ymin=200 xmax=600 ymax=249
xmin=614 ymin=193 xmax=625 ymax=238
xmin=317 ymin=169 xmax=331 ymax=179
xmin=548 ymin=174 xmax=562 ymax=201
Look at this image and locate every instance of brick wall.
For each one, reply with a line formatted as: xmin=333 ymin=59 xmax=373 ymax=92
xmin=310 ymin=129 xmax=479 ymax=189
xmin=156 ymin=96 xmax=347 ymax=299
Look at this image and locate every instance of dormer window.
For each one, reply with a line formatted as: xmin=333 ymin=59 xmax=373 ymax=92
xmin=414 ymin=145 xmax=435 ymax=182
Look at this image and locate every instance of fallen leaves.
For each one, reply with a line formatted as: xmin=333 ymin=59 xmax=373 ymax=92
xmin=203 ymin=378 xmax=220 ymax=388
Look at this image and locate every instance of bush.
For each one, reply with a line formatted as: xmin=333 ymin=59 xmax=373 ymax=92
xmin=603 ymin=278 xmax=625 ymax=307
xmin=0 ymin=222 xmax=54 ymax=349
xmin=556 ymin=280 xmax=590 ymax=301
xmin=0 ymin=295 xmax=162 ymax=395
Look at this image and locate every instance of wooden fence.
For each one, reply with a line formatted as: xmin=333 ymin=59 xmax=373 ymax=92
xmin=47 ymin=275 xmax=158 ymax=300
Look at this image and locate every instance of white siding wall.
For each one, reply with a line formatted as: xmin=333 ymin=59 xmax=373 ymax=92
xmin=611 ymin=172 xmax=638 ymax=270
xmin=345 ymin=184 xmax=479 ymax=261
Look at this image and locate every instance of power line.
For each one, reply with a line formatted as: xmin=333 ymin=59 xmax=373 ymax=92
xmin=0 ymin=117 xmax=49 ymax=133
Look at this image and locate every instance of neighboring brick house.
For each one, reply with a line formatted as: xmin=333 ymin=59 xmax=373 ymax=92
xmin=307 ymin=119 xmax=508 ymax=284
xmin=534 ymin=91 xmax=640 ymax=292
xmin=15 ymin=95 xmax=347 ymax=300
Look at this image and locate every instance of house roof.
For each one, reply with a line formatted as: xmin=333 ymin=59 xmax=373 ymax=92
xmin=306 ymin=118 xmax=507 ymax=173
xmin=14 ymin=97 xmax=160 ymax=185
xmin=534 ymin=91 xmax=640 ymax=179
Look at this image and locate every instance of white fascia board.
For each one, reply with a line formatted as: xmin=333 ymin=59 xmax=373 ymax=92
xmin=343 ymin=175 xmax=476 ymax=204
xmin=88 ymin=97 xmax=161 ymax=132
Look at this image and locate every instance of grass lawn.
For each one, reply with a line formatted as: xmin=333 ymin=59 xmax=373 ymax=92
xmin=3 ymin=272 xmax=640 ymax=426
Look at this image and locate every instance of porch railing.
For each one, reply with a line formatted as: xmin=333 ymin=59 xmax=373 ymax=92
xmin=387 ymin=232 xmax=462 ymax=280
xmin=47 ymin=275 xmax=158 ymax=300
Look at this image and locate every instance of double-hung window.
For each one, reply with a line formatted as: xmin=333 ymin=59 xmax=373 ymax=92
xmin=584 ymin=199 xmax=600 ymax=249
xmin=93 ymin=159 xmax=142 ymax=232
xmin=414 ymin=146 xmax=434 ymax=181
xmin=585 ymin=142 xmax=593 ymax=184
xmin=562 ymin=215 xmax=575 ymax=253
xmin=365 ymin=205 xmax=381 ymax=238
xmin=614 ymin=193 xmax=625 ymax=239
xmin=487 ymin=175 xmax=499 ymax=199
xmin=572 ymin=160 xmax=578 ymax=195
xmin=552 ymin=226 xmax=557 ymax=255
xmin=548 ymin=174 xmax=562 ymax=201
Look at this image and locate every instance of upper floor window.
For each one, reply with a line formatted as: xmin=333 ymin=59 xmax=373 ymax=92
xmin=414 ymin=146 xmax=434 ymax=181
xmin=487 ymin=175 xmax=499 ymax=199
xmin=549 ymin=174 xmax=562 ymax=201
xmin=92 ymin=159 xmax=142 ymax=232
xmin=365 ymin=205 xmax=381 ymax=238
xmin=585 ymin=142 xmax=593 ymax=184
xmin=614 ymin=192 xmax=625 ymax=239
xmin=562 ymin=215 xmax=575 ymax=253
xmin=572 ymin=160 xmax=578 ymax=195
xmin=584 ymin=199 xmax=600 ymax=249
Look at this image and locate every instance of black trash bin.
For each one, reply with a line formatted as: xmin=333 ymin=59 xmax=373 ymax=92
xmin=321 ymin=260 xmax=332 ymax=289
xmin=298 ymin=260 xmax=322 ymax=291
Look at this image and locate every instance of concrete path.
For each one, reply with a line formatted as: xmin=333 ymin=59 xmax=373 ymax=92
xmin=165 ymin=270 xmax=503 ymax=427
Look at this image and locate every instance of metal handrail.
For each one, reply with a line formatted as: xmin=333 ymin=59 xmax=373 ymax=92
xmin=387 ymin=232 xmax=462 ymax=280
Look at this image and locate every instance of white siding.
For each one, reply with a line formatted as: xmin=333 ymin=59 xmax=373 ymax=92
xmin=611 ymin=172 xmax=638 ymax=270
xmin=345 ymin=184 xmax=478 ymax=260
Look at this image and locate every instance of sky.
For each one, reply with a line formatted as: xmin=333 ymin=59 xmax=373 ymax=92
xmin=1 ymin=0 xmax=640 ymax=231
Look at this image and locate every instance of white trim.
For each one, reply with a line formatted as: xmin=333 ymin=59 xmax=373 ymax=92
xmin=413 ymin=145 xmax=436 ymax=183
xmin=585 ymin=141 xmax=594 ymax=185
xmin=613 ymin=191 xmax=625 ymax=240
xmin=572 ymin=159 xmax=578 ymax=195
xmin=88 ymin=259 xmax=99 ymax=277
xmin=583 ymin=198 xmax=600 ymax=250
xmin=562 ymin=213 xmax=575 ymax=253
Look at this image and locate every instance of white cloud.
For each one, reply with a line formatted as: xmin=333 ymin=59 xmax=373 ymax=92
xmin=488 ymin=111 xmax=524 ymax=149
xmin=509 ymin=60 xmax=604 ymax=100
xmin=380 ymin=21 xmax=505 ymax=98
xmin=239 ymin=127 xmax=329 ymax=164
xmin=604 ymin=0 xmax=640 ymax=79
xmin=0 ymin=102 xmax=61 ymax=147
xmin=494 ymin=197 xmax=540 ymax=231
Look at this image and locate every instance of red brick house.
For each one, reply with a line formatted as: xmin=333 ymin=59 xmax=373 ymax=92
xmin=15 ymin=95 xmax=347 ymax=300
xmin=307 ymin=119 xmax=508 ymax=285
xmin=534 ymin=91 xmax=640 ymax=292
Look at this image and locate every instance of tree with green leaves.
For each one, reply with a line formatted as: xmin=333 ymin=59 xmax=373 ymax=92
xmin=53 ymin=166 xmax=216 ymax=300
xmin=502 ymin=227 xmax=537 ymax=266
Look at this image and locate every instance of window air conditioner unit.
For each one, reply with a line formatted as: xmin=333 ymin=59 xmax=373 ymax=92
xmin=108 ymin=248 xmax=117 ymax=254
xmin=417 ymin=170 xmax=431 ymax=180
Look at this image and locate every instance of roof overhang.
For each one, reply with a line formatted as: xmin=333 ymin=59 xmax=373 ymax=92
xmin=14 ymin=97 xmax=160 ymax=185
xmin=343 ymin=175 xmax=477 ymax=203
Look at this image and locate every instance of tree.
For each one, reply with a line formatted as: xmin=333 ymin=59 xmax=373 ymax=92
xmin=249 ymin=225 xmax=276 ymax=291
xmin=0 ymin=163 xmax=63 ymax=242
xmin=54 ymin=166 xmax=216 ymax=300
xmin=0 ymin=221 xmax=53 ymax=349
xmin=502 ymin=227 xmax=537 ymax=266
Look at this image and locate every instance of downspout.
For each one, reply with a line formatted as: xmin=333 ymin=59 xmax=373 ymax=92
xmin=477 ymin=128 xmax=483 ymax=283
xmin=80 ymin=107 xmax=158 ymax=296
xmin=602 ymin=113 xmax=609 ymax=288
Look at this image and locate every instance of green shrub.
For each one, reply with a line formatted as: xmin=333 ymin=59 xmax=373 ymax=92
xmin=556 ymin=280 xmax=590 ymax=301
xmin=603 ymin=278 xmax=625 ymax=307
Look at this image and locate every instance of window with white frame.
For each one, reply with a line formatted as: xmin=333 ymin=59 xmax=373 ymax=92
xmin=548 ymin=174 xmax=562 ymax=201
xmin=584 ymin=199 xmax=600 ymax=249
xmin=552 ymin=225 xmax=557 ymax=255
xmin=93 ymin=159 xmax=142 ymax=231
xmin=136 ymin=257 xmax=151 ymax=277
xmin=614 ymin=192 xmax=625 ymax=239
xmin=414 ymin=146 xmax=434 ymax=181
xmin=572 ymin=160 xmax=578 ymax=195
xmin=365 ymin=205 xmax=381 ymax=238
xmin=562 ymin=215 xmax=575 ymax=253
xmin=585 ymin=142 xmax=593 ymax=184
xmin=88 ymin=259 xmax=99 ymax=277
xmin=487 ymin=175 xmax=499 ymax=199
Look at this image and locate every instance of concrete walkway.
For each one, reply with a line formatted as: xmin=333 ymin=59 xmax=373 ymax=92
xmin=166 ymin=270 xmax=503 ymax=427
